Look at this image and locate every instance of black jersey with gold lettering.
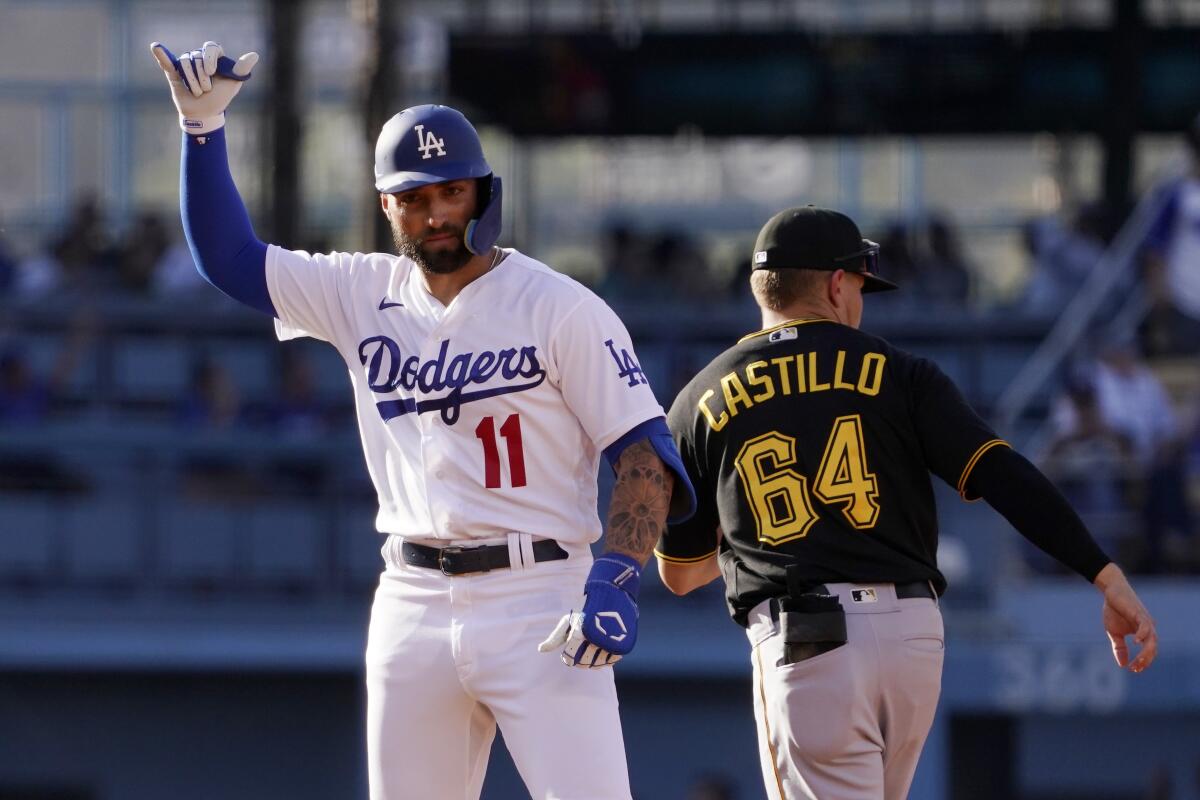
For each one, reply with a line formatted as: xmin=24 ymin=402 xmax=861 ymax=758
xmin=657 ymin=317 xmax=1009 ymax=626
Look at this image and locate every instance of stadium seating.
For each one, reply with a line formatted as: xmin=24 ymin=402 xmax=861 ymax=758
xmin=161 ymin=502 xmax=242 ymax=588
xmin=0 ymin=494 xmax=57 ymax=583
xmin=246 ymin=501 xmax=324 ymax=590
xmin=61 ymin=497 xmax=142 ymax=586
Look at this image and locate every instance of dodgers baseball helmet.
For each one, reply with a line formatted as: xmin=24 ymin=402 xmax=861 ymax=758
xmin=374 ymin=104 xmax=503 ymax=255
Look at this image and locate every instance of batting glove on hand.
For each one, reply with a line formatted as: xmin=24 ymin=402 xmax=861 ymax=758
xmin=538 ymin=553 xmax=641 ymax=669
xmin=150 ymin=41 xmax=258 ymax=134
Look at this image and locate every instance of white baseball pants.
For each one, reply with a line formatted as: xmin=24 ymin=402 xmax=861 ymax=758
xmin=365 ymin=534 xmax=633 ymax=800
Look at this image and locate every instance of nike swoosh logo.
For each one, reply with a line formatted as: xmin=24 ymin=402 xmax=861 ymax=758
xmin=378 ymin=297 xmax=405 ymax=310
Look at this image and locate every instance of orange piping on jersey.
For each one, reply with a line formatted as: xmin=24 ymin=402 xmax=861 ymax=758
xmin=738 ymin=317 xmax=834 ymax=344
xmin=653 ymin=548 xmax=719 ymax=564
xmin=956 ymin=439 xmax=1010 ymax=501
xmin=755 ymin=644 xmax=788 ymax=799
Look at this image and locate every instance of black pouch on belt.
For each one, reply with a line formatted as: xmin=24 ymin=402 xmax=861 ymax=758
xmin=777 ymin=591 xmax=848 ymax=666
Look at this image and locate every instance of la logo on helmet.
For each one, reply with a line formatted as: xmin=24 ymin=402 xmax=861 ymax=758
xmin=415 ymin=124 xmax=446 ymax=160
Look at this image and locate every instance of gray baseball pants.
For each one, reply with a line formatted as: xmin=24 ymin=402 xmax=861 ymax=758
xmin=746 ymin=582 xmax=944 ymax=800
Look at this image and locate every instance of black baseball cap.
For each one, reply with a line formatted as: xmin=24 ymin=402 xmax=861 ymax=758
xmin=752 ymin=206 xmax=898 ymax=293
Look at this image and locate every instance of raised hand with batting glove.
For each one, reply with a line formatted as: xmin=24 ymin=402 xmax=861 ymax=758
xmin=538 ymin=552 xmax=642 ymax=668
xmin=150 ymin=41 xmax=258 ymax=134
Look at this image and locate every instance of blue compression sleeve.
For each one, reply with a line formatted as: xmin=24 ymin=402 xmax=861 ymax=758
xmin=603 ymin=416 xmax=697 ymax=523
xmin=181 ymin=129 xmax=275 ymax=316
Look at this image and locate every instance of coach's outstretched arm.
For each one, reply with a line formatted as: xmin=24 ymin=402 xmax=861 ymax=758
xmin=151 ymin=41 xmax=275 ymax=316
xmin=966 ymin=445 xmax=1159 ymax=673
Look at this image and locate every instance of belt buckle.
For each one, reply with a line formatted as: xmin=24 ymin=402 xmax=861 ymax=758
xmin=438 ymin=546 xmax=464 ymax=576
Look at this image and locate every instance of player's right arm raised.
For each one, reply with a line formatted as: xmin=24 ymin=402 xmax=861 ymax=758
xmin=150 ymin=41 xmax=275 ymax=316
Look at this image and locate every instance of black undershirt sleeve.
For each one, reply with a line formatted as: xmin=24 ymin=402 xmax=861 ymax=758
xmin=965 ymin=444 xmax=1112 ymax=582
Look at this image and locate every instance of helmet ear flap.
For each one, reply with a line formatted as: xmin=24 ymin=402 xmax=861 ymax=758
xmin=474 ymin=175 xmax=492 ymax=215
xmin=465 ymin=175 xmax=503 ymax=255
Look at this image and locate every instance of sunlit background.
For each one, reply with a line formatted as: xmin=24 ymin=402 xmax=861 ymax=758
xmin=1 ymin=1 xmax=1199 ymax=798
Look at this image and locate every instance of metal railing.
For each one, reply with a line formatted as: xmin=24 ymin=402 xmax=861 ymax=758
xmin=994 ymin=173 xmax=1180 ymax=442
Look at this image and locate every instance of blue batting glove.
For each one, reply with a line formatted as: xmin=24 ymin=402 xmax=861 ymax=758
xmin=537 ymin=553 xmax=642 ymax=669
xmin=581 ymin=553 xmax=641 ymax=655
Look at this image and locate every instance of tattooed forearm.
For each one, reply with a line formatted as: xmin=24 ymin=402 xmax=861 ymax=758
xmin=604 ymin=440 xmax=675 ymax=565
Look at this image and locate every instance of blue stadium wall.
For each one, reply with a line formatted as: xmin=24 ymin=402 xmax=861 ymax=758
xmin=1 ymin=581 xmax=1198 ymax=800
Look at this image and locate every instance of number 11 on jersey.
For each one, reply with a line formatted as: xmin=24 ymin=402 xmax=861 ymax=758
xmin=475 ymin=414 xmax=527 ymax=488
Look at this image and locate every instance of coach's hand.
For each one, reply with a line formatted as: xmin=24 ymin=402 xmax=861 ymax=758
xmin=151 ymin=41 xmax=258 ymax=134
xmin=1094 ymin=563 xmax=1158 ymax=673
xmin=538 ymin=553 xmax=641 ymax=668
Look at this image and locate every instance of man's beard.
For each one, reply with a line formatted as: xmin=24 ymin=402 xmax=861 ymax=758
xmin=392 ymin=222 xmax=474 ymax=274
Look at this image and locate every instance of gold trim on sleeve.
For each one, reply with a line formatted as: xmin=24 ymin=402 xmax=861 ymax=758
xmin=653 ymin=548 xmax=719 ymax=564
xmin=956 ymin=438 xmax=1010 ymax=501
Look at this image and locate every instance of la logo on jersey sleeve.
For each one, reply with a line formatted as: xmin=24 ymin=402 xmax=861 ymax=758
xmin=604 ymin=339 xmax=647 ymax=387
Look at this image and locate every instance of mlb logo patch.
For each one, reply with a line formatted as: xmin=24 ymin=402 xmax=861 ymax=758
xmin=851 ymin=588 xmax=878 ymax=603
xmin=768 ymin=327 xmax=798 ymax=343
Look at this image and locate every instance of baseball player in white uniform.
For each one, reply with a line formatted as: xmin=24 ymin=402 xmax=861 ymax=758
xmin=152 ymin=41 xmax=696 ymax=800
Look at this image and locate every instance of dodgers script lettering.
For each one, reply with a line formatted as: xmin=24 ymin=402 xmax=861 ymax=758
xmin=358 ymin=335 xmax=547 ymax=425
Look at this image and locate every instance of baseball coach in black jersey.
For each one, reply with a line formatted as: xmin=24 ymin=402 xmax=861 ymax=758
xmin=656 ymin=206 xmax=1158 ymax=800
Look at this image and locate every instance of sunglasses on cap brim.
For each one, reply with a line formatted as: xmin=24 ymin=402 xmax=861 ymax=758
xmin=833 ymin=239 xmax=880 ymax=272
xmin=832 ymin=239 xmax=898 ymax=293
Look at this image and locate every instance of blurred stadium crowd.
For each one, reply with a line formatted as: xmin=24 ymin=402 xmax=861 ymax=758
xmin=4 ymin=158 xmax=1200 ymax=578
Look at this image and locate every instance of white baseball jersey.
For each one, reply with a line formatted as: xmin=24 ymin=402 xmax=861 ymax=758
xmin=265 ymin=244 xmax=664 ymax=544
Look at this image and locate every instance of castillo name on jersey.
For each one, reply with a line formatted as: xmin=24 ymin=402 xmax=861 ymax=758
xmin=699 ymin=347 xmax=887 ymax=432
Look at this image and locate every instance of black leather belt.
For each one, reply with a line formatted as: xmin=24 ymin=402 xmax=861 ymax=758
xmin=895 ymin=581 xmax=937 ymax=600
xmin=401 ymin=539 xmax=569 ymax=576
xmin=771 ymin=580 xmax=935 ymax=617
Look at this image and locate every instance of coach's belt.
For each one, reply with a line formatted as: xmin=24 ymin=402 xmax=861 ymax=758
xmin=769 ymin=580 xmax=935 ymax=617
xmin=894 ymin=580 xmax=937 ymax=600
xmin=401 ymin=540 xmax=569 ymax=576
